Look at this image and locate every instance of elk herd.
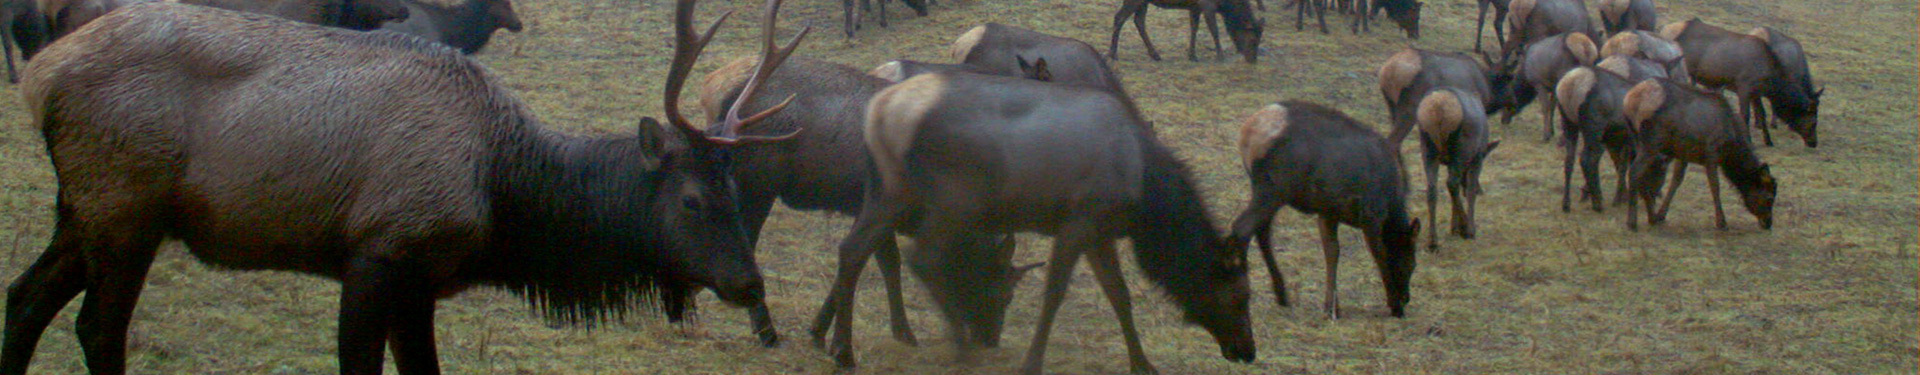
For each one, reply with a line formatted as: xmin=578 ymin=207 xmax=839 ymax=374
xmin=0 ymin=0 xmax=1822 ymax=373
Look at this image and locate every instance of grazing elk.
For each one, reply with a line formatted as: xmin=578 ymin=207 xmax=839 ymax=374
xmin=376 ymin=0 xmax=522 ymax=54
xmin=17 ymin=0 xmax=409 ymax=61
xmin=1293 ymin=0 xmax=1421 ymax=39
xmin=2 ymin=0 xmax=803 ymax=373
xmin=696 ymin=56 xmax=1039 ymax=348
xmin=830 ymin=72 xmax=1257 ymax=374
xmin=951 ymin=23 xmax=1130 ymax=96
xmin=1376 ymin=48 xmax=1509 ymax=154
xmin=1229 ymin=101 xmax=1422 ymax=318
xmin=1108 ymin=0 xmax=1264 ymax=63
xmin=1472 ymin=0 xmax=1508 ymax=52
xmin=1621 ymin=78 xmax=1778 ymax=230
xmin=1501 ymin=0 xmax=1594 ymax=56
xmin=1413 ymin=88 xmax=1499 ymax=250
xmin=1597 ymin=0 xmax=1655 ymax=36
xmin=1662 ymin=19 xmax=1822 ymax=147
xmin=2 ymin=0 xmax=47 ymax=83
xmin=1492 ymin=31 xmax=1597 ymax=141
xmin=1551 ymin=64 xmax=1669 ymax=213
xmin=841 ymin=0 xmax=926 ymax=37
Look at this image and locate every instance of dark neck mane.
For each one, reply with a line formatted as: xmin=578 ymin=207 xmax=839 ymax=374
xmin=1717 ymin=137 xmax=1768 ymax=195
xmin=1129 ymin=138 xmax=1226 ymax=308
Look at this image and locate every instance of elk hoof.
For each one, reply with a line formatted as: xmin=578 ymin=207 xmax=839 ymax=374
xmin=892 ymin=329 xmax=919 ymax=346
xmin=758 ymin=331 xmax=780 ymax=348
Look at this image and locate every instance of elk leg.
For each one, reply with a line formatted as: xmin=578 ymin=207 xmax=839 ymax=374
xmin=1448 ymin=169 xmax=1470 ymax=237
xmin=1186 ymin=10 xmax=1201 ymax=61
xmin=1540 ymin=88 xmax=1558 ymax=142
xmin=842 ymin=0 xmax=859 ymax=37
xmin=1473 ymin=1 xmax=1488 ymax=52
xmin=386 ymin=263 xmax=440 ymax=375
xmin=1204 ymin=8 xmax=1224 ymax=60
xmin=874 ymin=0 xmax=888 ymax=28
xmin=1318 ymin=217 xmax=1343 ymax=319
xmin=3 ymin=30 xmax=16 ymax=84
xmin=1315 ymin=0 xmax=1330 ymax=33
xmin=1230 ymin=192 xmax=1288 ymax=307
xmin=1133 ymin=8 xmax=1163 ymax=61
xmin=1295 ymin=0 xmax=1307 ymax=31
xmin=1739 ymin=92 xmax=1773 ymax=146
xmin=1625 ymin=149 xmax=1658 ymax=231
xmin=875 ymin=236 xmax=918 ymax=346
xmin=74 ymin=227 xmax=162 ymax=375
xmin=1492 ymin=6 xmax=1508 ymax=44
xmin=1 ymin=226 xmax=88 ymax=375
xmin=742 ymin=199 xmax=779 ymax=347
xmin=1707 ymin=165 xmax=1727 ymax=230
xmin=1017 ymin=229 xmax=1092 ymax=375
xmin=1087 ymin=244 xmax=1157 ymax=375
xmin=338 ymin=256 xmax=412 ymax=375
xmin=1652 ymin=160 xmax=1687 ymax=225
xmin=1423 ymin=152 xmax=1440 ymax=251
xmin=899 ymin=0 xmax=928 ymax=16
xmin=1561 ymin=128 xmax=1580 ymax=212
xmin=822 ymin=196 xmax=904 ymax=369
xmin=1581 ymin=132 xmax=1608 ymax=212
xmin=1607 ymin=142 xmax=1633 ymax=207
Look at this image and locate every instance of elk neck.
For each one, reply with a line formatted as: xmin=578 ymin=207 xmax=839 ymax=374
xmin=1716 ymin=136 xmax=1769 ymax=194
xmin=1129 ymin=138 xmax=1229 ymax=302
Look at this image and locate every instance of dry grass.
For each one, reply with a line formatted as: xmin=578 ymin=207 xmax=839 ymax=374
xmin=0 ymin=0 xmax=1914 ymax=373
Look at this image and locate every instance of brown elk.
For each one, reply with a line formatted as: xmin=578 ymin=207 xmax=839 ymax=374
xmin=2 ymin=0 xmax=47 ymax=83
xmin=951 ymin=23 xmax=1130 ymax=96
xmin=376 ymin=0 xmax=521 ymax=54
xmin=1662 ymin=19 xmax=1822 ymax=147
xmin=2 ymin=0 xmax=803 ymax=373
xmin=1552 ymin=64 xmax=1670 ymax=213
xmin=1621 ymin=78 xmax=1778 ymax=230
xmin=1108 ymin=0 xmax=1264 ymax=63
xmin=1229 ymin=101 xmax=1422 ymax=318
xmin=695 ymin=56 xmax=1041 ymax=348
xmin=1502 ymin=0 xmax=1594 ymax=56
xmin=1292 ymin=0 xmax=1421 ymax=39
xmin=1376 ymin=48 xmax=1508 ymax=154
xmin=832 ymin=72 xmax=1256 ymax=374
xmin=17 ymin=0 xmax=409 ymax=62
xmin=1597 ymin=0 xmax=1655 ymax=36
xmin=1491 ymin=31 xmax=1597 ymax=142
xmin=1414 ymin=88 xmax=1499 ymax=250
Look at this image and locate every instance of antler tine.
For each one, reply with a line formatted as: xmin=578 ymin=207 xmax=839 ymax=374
xmin=711 ymin=0 xmax=812 ymax=144
xmin=662 ymin=0 xmax=733 ymax=137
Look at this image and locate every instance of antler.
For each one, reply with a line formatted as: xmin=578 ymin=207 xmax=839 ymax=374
xmin=708 ymin=0 xmax=812 ymax=144
xmin=661 ymin=0 xmax=731 ymax=139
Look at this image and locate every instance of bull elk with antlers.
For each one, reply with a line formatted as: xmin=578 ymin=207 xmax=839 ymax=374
xmin=1 ymin=0 xmax=803 ymax=373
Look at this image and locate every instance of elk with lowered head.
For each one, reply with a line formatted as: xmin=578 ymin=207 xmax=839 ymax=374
xmin=1662 ymin=19 xmax=1822 ymax=147
xmin=1292 ymin=0 xmax=1422 ymax=39
xmin=1230 ymin=101 xmax=1422 ymax=318
xmin=1551 ymin=62 xmax=1673 ymax=213
xmin=377 ymin=0 xmax=522 ymax=54
xmin=1621 ymin=78 xmax=1778 ymax=230
xmin=1108 ymin=0 xmax=1264 ymax=63
xmin=834 ymin=72 xmax=1256 ymax=374
xmin=1491 ymin=31 xmax=1597 ymax=142
xmin=1 ymin=0 xmax=802 ymax=373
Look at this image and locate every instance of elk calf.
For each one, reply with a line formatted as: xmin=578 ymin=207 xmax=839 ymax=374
xmin=377 ymin=0 xmax=522 ymax=54
xmin=1108 ymin=0 xmax=1264 ymax=63
xmin=1663 ymin=19 xmax=1821 ymax=147
xmin=1502 ymin=0 xmax=1594 ymax=56
xmin=1230 ymin=101 xmax=1422 ymax=318
xmin=1494 ymin=32 xmax=1597 ymax=141
xmin=1621 ymin=78 xmax=1778 ymax=230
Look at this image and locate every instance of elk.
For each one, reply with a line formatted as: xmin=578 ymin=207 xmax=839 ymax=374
xmin=695 ymin=56 xmax=1040 ymax=348
xmin=1502 ymin=0 xmax=1594 ymax=56
xmin=841 ymin=0 xmax=926 ymax=37
xmin=2 ymin=0 xmax=803 ymax=373
xmin=1551 ymin=63 xmax=1671 ymax=213
xmin=868 ymin=57 xmax=1051 ymax=83
xmin=376 ymin=0 xmax=521 ymax=54
xmin=1292 ymin=0 xmax=1420 ymax=39
xmin=1413 ymin=88 xmax=1499 ymax=250
xmin=951 ymin=23 xmax=1130 ymax=96
xmin=3 ymin=0 xmax=47 ymax=83
xmin=1472 ymin=0 xmax=1508 ymax=52
xmin=1621 ymin=78 xmax=1778 ymax=231
xmin=831 ymin=72 xmax=1257 ymax=374
xmin=1376 ymin=48 xmax=1507 ymax=154
xmin=1229 ymin=101 xmax=1422 ymax=318
xmin=1599 ymin=30 xmax=1687 ymax=80
xmin=1107 ymin=0 xmax=1265 ymax=63
xmin=1492 ymin=31 xmax=1597 ymax=142
xmin=1597 ymin=0 xmax=1655 ymax=36
xmin=1662 ymin=19 xmax=1822 ymax=147
xmin=1595 ymin=54 xmax=1682 ymax=83
xmin=16 ymin=0 xmax=409 ymax=61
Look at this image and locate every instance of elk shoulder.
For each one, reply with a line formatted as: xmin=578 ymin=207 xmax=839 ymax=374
xmin=1658 ymin=20 xmax=1689 ymax=41
xmin=1508 ymin=0 xmax=1536 ymax=27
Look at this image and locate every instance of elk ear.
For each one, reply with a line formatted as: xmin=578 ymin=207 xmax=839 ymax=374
xmin=635 ymin=117 xmax=674 ymax=168
xmin=1481 ymin=139 xmax=1502 ymax=158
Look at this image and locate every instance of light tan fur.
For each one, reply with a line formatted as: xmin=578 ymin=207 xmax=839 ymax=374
xmin=864 ymin=74 xmax=949 ymax=196
xmin=1600 ymin=31 xmax=1642 ymax=58
xmin=1566 ymin=32 xmax=1599 ymax=65
xmin=1509 ymin=0 xmax=1537 ymax=28
xmin=949 ymin=24 xmax=989 ymax=61
xmin=1595 ymin=56 xmax=1632 ymax=77
xmin=698 ymin=57 xmax=758 ymax=119
xmin=1555 ymin=67 xmax=1598 ymax=120
xmin=1377 ymin=49 xmax=1423 ymax=105
xmin=1658 ymin=20 xmax=1688 ymax=41
xmin=868 ymin=61 xmax=907 ymax=82
xmin=1237 ymin=103 xmax=1291 ymax=169
xmin=1599 ymin=0 xmax=1629 ymax=23
xmin=1416 ymin=91 xmax=1464 ymax=153
xmin=1622 ymin=80 xmax=1666 ymax=131
xmin=1746 ymin=27 xmax=1771 ymax=41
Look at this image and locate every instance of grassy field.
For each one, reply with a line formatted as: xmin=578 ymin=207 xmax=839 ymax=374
xmin=0 ymin=0 xmax=1914 ymax=373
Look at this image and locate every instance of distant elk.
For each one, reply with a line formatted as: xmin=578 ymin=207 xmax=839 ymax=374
xmin=1230 ymin=101 xmax=1422 ymax=318
xmin=2 ymin=0 xmax=47 ymax=82
xmin=376 ymin=0 xmax=522 ymax=54
xmin=12 ymin=0 xmax=409 ymax=63
xmin=1 ymin=0 xmax=803 ymax=373
xmin=1491 ymin=31 xmax=1597 ymax=142
xmin=1551 ymin=61 xmax=1675 ymax=213
xmin=1622 ymin=78 xmax=1778 ymax=230
xmin=1376 ymin=48 xmax=1511 ymax=154
xmin=833 ymin=72 xmax=1257 ymax=374
xmin=951 ymin=23 xmax=1131 ymax=96
xmin=696 ymin=56 xmax=1039 ymax=348
xmin=1108 ymin=0 xmax=1265 ymax=63
xmin=1292 ymin=0 xmax=1422 ymax=39
xmin=841 ymin=0 xmax=925 ymax=37
xmin=1599 ymin=30 xmax=1687 ymax=81
xmin=1662 ymin=19 xmax=1822 ymax=147
xmin=1501 ymin=0 xmax=1594 ymax=56
xmin=1413 ymin=88 xmax=1500 ymax=250
xmin=1597 ymin=0 xmax=1655 ymax=36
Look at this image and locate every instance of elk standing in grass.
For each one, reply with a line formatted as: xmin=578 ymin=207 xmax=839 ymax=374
xmin=1377 ymin=48 xmax=1509 ymax=154
xmin=1621 ymin=78 xmax=1778 ymax=230
xmin=1472 ymin=0 xmax=1508 ymax=52
xmin=834 ymin=72 xmax=1257 ymax=374
xmin=1229 ymin=101 xmax=1422 ymax=318
xmin=2 ymin=0 xmax=802 ymax=373
xmin=1108 ymin=0 xmax=1265 ymax=63
xmin=841 ymin=0 xmax=926 ymax=37
xmin=1501 ymin=0 xmax=1593 ymax=56
xmin=1597 ymin=0 xmax=1656 ymax=36
xmin=1552 ymin=64 xmax=1670 ymax=213
xmin=2 ymin=0 xmax=46 ymax=83
xmin=1492 ymin=31 xmax=1597 ymax=141
xmin=1662 ymin=19 xmax=1822 ymax=147
xmin=1414 ymin=89 xmax=1499 ymax=250
xmin=1599 ymin=30 xmax=1688 ymax=81
xmin=377 ymin=0 xmax=522 ymax=54
xmin=1293 ymin=0 xmax=1421 ymax=39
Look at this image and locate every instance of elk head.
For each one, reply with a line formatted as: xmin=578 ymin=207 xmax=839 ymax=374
xmin=341 ymin=0 xmax=410 ymax=30
xmin=1379 ymin=218 xmax=1421 ymax=317
xmin=489 ymin=0 xmax=523 ymax=32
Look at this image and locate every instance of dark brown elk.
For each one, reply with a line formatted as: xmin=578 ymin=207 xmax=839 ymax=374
xmin=376 ymin=0 xmax=521 ymax=54
xmin=1292 ymin=0 xmax=1421 ymax=39
xmin=951 ymin=23 xmax=1130 ymax=95
xmin=18 ymin=0 xmax=409 ymax=61
xmin=1472 ymin=0 xmax=1508 ymax=52
xmin=1 ymin=0 xmax=802 ymax=373
xmin=1108 ymin=0 xmax=1264 ymax=63
xmin=1501 ymin=0 xmax=1594 ymax=56
xmin=1413 ymin=88 xmax=1499 ymax=250
xmin=1597 ymin=0 xmax=1655 ymax=36
xmin=2 ymin=0 xmax=47 ymax=83
xmin=834 ymin=72 xmax=1256 ymax=374
xmin=1229 ymin=101 xmax=1422 ymax=318
xmin=1662 ymin=19 xmax=1822 ymax=147
xmin=1621 ymin=78 xmax=1778 ymax=230
xmin=696 ymin=56 xmax=1039 ymax=348
xmin=1376 ymin=48 xmax=1510 ymax=154
xmin=1491 ymin=31 xmax=1597 ymax=142
xmin=1551 ymin=64 xmax=1671 ymax=213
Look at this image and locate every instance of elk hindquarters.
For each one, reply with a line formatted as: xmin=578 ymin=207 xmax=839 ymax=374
xmin=863 ymin=74 xmax=948 ymax=196
xmin=1555 ymin=67 xmax=1597 ymax=118
xmin=1238 ymin=103 xmax=1292 ymax=169
xmin=1565 ymin=32 xmax=1598 ymax=65
xmin=1657 ymin=20 xmax=1689 ymax=41
xmin=1377 ymin=49 xmax=1423 ymax=105
xmin=949 ymin=24 xmax=989 ymax=61
xmin=1622 ymin=80 xmax=1666 ymax=131
xmin=1416 ymin=90 xmax=1465 ymax=151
